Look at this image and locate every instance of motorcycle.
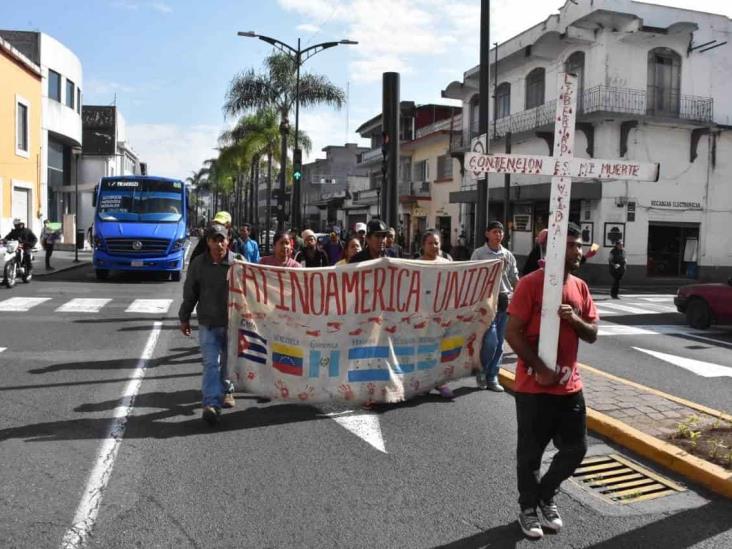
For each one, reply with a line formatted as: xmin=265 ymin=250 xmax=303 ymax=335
xmin=0 ymin=240 xmax=33 ymax=288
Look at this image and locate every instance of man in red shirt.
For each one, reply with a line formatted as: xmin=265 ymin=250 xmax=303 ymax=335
xmin=505 ymin=222 xmax=598 ymax=539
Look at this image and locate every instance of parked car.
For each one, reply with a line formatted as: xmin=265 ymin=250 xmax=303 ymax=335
xmin=674 ymin=277 xmax=732 ymax=329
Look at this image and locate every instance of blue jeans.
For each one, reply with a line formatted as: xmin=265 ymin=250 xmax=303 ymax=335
xmin=198 ymin=325 xmax=229 ymax=408
xmin=480 ymin=309 xmax=508 ymax=382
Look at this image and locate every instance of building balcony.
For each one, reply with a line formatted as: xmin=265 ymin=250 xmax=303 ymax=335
xmin=399 ymin=180 xmax=431 ymax=200
xmin=415 ymin=113 xmax=463 ymax=139
xmin=490 ymin=85 xmax=713 ymax=140
xmin=356 ymin=147 xmax=383 ymax=165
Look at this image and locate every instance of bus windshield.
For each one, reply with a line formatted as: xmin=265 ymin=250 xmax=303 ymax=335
xmin=97 ymin=178 xmax=183 ymax=222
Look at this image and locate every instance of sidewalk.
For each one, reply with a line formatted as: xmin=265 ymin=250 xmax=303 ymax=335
xmin=32 ymin=246 xmax=92 ymax=277
xmin=498 ymin=358 xmax=732 ymax=499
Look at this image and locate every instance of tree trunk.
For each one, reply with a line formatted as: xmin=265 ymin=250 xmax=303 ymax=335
xmin=253 ymin=158 xmax=260 ymax=230
xmin=279 ymin=113 xmax=290 ymax=231
xmin=265 ymin=151 xmax=273 ymax=254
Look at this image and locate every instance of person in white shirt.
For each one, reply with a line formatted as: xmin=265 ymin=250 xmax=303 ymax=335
xmin=470 ymin=221 xmax=519 ymax=392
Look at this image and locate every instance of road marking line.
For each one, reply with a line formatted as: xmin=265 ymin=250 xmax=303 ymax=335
xmin=125 ymin=299 xmax=172 ymax=314
xmin=633 ymin=347 xmax=732 ymax=378
xmin=60 ymin=321 xmax=162 ymax=549
xmin=598 ymin=324 xmax=731 ymax=346
xmin=0 ymin=347 xmax=6 ymax=353
xmin=318 ymin=405 xmax=387 ymax=453
xmin=0 ymin=297 xmax=51 ymax=311
xmin=55 ymin=298 xmax=112 ymax=313
xmin=596 ymin=302 xmax=657 ymax=315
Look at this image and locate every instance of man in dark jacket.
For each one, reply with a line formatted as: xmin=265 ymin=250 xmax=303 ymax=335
xmin=350 ymin=219 xmax=389 ymax=263
xmin=4 ymin=218 xmax=38 ymax=271
xmin=295 ymin=229 xmax=329 ymax=267
xmin=608 ymin=240 xmax=626 ymax=299
xmin=178 ymin=224 xmax=243 ymax=425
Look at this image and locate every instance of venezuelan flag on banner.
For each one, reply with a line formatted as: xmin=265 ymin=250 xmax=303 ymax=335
xmin=271 ymin=342 xmax=304 ymax=376
xmin=440 ymin=336 xmax=464 ymax=363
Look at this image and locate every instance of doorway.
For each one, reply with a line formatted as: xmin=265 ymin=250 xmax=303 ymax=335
xmin=437 ymin=216 xmax=451 ymax=252
xmin=647 ymin=222 xmax=700 ymax=277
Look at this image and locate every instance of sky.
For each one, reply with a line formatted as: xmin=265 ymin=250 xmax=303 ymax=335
xmin=4 ymin=0 xmax=732 ymax=178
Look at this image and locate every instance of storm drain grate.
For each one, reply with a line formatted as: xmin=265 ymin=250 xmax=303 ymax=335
xmin=572 ymin=454 xmax=685 ymax=503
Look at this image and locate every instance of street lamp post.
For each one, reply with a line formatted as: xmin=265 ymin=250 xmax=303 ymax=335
xmin=237 ymin=31 xmax=357 ymax=229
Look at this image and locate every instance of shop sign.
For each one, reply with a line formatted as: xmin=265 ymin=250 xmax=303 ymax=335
xmin=649 ymin=200 xmax=702 ymax=210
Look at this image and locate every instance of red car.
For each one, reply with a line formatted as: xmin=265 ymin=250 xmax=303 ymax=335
xmin=675 ymin=277 xmax=732 ymax=329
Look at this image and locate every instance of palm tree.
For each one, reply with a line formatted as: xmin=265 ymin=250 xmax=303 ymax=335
xmin=224 ymin=52 xmax=344 ymax=230
xmin=219 ymin=108 xmax=312 ymax=251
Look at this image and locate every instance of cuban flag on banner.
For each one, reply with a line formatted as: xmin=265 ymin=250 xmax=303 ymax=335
xmin=239 ymin=328 xmax=267 ymax=365
xmin=271 ymin=342 xmax=305 ymax=376
xmin=440 ymin=336 xmax=464 ymax=363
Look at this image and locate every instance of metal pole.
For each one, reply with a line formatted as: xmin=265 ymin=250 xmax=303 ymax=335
xmin=504 ymin=131 xmax=511 ymax=235
xmin=475 ymin=0 xmax=490 ymax=246
xmin=292 ymin=39 xmax=302 ymax=230
xmin=74 ymin=152 xmax=80 ymax=262
xmin=382 ymin=72 xmax=399 ymax=229
xmin=278 ymin=117 xmax=289 ymax=231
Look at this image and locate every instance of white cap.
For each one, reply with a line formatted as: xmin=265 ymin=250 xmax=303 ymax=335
xmin=355 ymin=222 xmax=367 ymax=233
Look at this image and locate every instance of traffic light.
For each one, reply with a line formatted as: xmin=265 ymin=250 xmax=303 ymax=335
xmin=293 ymin=148 xmax=302 ymax=183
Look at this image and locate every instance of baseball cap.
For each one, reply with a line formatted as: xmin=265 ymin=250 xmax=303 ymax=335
xmin=301 ymin=229 xmax=316 ymax=240
xmin=212 ymin=211 xmax=232 ymax=225
xmin=366 ymin=219 xmax=389 ymax=236
xmin=206 ymin=224 xmax=228 ymax=240
xmin=486 ymin=220 xmax=504 ymax=232
xmin=354 ymin=222 xmax=367 ymax=234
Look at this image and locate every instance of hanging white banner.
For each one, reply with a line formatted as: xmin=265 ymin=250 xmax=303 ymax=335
xmin=227 ymin=258 xmax=501 ymax=404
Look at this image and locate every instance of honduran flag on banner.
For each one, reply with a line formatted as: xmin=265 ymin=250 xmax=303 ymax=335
xmin=271 ymin=342 xmax=304 ymax=376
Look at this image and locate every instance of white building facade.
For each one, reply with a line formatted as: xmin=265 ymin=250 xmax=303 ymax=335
xmin=444 ymin=0 xmax=732 ymax=283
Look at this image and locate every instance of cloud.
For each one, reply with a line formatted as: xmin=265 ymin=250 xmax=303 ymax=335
xmin=109 ymin=1 xmax=172 ymax=13
xmin=126 ymin=123 xmax=222 ymax=179
xmin=296 ymin=23 xmax=321 ymax=33
xmin=84 ymin=77 xmax=138 ymax=97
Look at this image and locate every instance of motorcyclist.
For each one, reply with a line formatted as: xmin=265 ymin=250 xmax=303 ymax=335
xmin=4 ymin=218 xmax=38 ymax=270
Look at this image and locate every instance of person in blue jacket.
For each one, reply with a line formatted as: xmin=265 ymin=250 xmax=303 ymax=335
xmin=238 ymin=223 xmax=260 ymax=263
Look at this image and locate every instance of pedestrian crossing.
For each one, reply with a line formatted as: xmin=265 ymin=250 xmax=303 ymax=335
xmin=0 ymin=296 xmax=175 ymax=314
xmin=595 ymin=294 xmax=677 ymax=317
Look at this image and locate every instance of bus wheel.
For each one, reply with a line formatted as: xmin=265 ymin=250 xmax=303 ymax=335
xmin=170 ymin=271 xmax=181 ymax=282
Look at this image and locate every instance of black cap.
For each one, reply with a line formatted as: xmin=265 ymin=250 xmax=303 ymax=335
xmin=366 ymin=219 xmax=389 ymax=236
xmin=206 ymin=224 xmax=228 ymax=240
xmin=486 ymin=221 xmax=504 ymax=231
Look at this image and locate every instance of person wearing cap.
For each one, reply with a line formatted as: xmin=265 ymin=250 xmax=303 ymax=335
xmin=608 ymin=239 xmax=626 ymax=299
xmin=353 ymin=222 xmax=367 ymax=247
xmin=178 ymin=224 xmax=245 ymax=425
xmin=295 ymin=229 xmax=329 ymax=267
xmin=322 ymin=230 xmax=344 ymax=265
xmin=471 ymin=221 xmax=519 ymax=392
xmin=189 ymin=211 xmax=241 ymax=262
xmin=349 ymin=219 xmax=389 ymax=263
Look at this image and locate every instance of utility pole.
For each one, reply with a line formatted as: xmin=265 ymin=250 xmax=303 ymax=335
xmin=381 ymin=72 xmax=399 ymax=229
xmin=475 ymin=0 xmax=490 ymax=246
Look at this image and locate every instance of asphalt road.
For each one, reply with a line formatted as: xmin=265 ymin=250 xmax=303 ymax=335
xmin=0 ymin=266 xmax=730 ymax=548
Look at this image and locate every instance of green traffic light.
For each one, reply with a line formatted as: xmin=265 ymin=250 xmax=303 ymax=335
xmin=293 ymin=171 xmax=302 ymax=181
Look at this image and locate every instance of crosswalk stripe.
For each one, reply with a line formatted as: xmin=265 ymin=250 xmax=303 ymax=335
xmin=55 ymin=298 xmax=112 ymax=313
xmin=0 ymin=297 xmax=52 ymax=311
xmin=125 ymin=299 xmax=173 ymax=314
xmin=597 ymin=302 xmax=656 ymax=315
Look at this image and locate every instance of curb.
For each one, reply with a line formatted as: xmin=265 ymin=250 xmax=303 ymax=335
xmin=497 ymin=367 xmax=732 ymax=500
xmin=34 ymin=260 xmax=91 ymax=278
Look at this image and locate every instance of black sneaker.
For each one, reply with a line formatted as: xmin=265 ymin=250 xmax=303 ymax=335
xmin=538 ymin=499 xmax=563 ymax=532
xmin=202 ymin=406 xmax=221 ymax=426
xmin=518 ymin=508 xmax=543 ymax=539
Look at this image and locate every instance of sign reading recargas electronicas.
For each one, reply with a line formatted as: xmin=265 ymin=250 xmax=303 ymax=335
xmin=228 ymin=258 xmax=502 ymax=404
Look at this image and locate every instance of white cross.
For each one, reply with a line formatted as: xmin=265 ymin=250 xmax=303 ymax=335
xmin=465 ymin=72 xmax=660 ymax=370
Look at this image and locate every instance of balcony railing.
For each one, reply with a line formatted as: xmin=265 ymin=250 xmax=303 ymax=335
xmin=488 ymin=85 xmax=712 ymax=139
xmin=415 ymin=113 xmax=462 ymax=139
xmin=399 ymin=180 xmax=431 ymax=197
xmin=357 ymin=147 xmax=383 ymax=164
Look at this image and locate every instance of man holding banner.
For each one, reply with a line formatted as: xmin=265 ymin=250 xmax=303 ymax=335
xmin=505 ymin=222 xmax=598 ymax=539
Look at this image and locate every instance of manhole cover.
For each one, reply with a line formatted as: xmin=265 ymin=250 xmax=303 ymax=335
xmin=572 ymin=454 xmax=685 ymax=503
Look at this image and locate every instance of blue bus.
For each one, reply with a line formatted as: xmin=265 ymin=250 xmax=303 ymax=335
xmin=92 ymin=175 xmax=189 ymax=281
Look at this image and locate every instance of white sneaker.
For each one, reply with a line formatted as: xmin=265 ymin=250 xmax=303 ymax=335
xmin=518 ymin=508 xmax=543 ymax=539
xmin=538 ymin=499 xmax=563 ymax=531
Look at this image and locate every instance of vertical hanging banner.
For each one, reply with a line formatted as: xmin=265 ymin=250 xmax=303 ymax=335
xmin=228 ymin=258 xmax=502 ymax=404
